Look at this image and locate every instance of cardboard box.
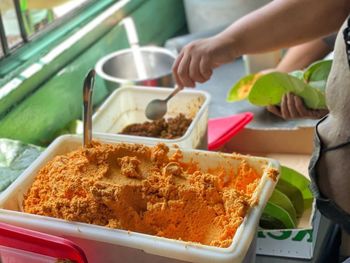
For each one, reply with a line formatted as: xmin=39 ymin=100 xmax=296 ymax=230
xmin=222 ymin=127 xmax=320 ymax=259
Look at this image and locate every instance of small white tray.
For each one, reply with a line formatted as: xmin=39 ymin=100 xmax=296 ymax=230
xmin=92 ymin=86 xmax=210 ymax=149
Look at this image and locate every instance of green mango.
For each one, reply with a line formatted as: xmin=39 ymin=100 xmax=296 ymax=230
xmin=289 ymin=70 xmax=304 ymax=79
xmin=260 ymin=165 xmax=314 ymax=229
xmin=260 ymin=202 xmax=296 ymax=229
xmin=260 ymin=213 xmax=287 ymax=230
xmin=226 ymin=59 xmax=332 ymax=109
xmin=280 ymin=166 xmax=313 ymax=210
xmin=275 ymin=166 xmax=314 ymax=218
xmin=276 ymin=179 xmax=304 ymax=218
xmin=260 ymin=187 xmax=298 ymax=230
xmin=269 ymin=188 xmax=297 ymax=224
xmin=226 ymin=73 xmax=260 ymax=102
xmin=248 ymin=72 xmax=326 ymax=109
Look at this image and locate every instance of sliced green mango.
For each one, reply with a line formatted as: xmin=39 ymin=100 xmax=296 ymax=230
xmin=275 ymin=166 xmax=314 ymax=218
xmin=280 ymin=166 xmax=313 ymax=210
xmin=248 ymin=72 xmax=326 ymax=109
xmin=260 ymin=187 xmax=298 ymax=230
xmin=276 ymin=179 xmax=304 ymax=218
xmin=260 ymin=202 xmax=296 ymax=229
xmin=260 ymin=213 xmax=286 ymax=229
xmin=269 ymin=188 xmax=297 ymax=225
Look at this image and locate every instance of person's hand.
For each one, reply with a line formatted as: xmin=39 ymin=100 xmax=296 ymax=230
xmin=172 ymin=35 xmax=237 ymax=87
xmin=267 ymin=92 xmax=329 ymax=120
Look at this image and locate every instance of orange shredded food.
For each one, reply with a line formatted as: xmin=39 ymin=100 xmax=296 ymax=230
xmin=23 ymin=142 xmax=263 ymax=248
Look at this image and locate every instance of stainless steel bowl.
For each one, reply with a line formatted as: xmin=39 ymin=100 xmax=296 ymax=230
xmin=95 ymin=46 xmax=176 ymax=91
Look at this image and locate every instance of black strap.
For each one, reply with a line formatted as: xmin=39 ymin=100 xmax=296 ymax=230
xmin=322 ymin=140 xmax=350 ymax=152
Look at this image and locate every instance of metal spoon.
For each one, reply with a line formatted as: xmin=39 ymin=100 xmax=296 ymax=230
xmin=145 ymin=84 xmax=184 ymax=120
xmin=83 ymin=69 xmax=95 ymax=148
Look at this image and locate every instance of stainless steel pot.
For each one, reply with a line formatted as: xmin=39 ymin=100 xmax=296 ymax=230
xmin=95 ymin=46 xmax=176 ymax=91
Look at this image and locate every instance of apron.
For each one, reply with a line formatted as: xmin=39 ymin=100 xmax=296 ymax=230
xmin=308 ymin=15 xmax=350 ymax=234
xmin=309 ymin=115 xmax=350 ymax=234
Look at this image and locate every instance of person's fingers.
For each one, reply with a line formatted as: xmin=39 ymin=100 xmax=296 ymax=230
xmin=177 ymin=50 xmax=195 ymax=87
xmin=293 ymin=94 xmax=311 ymax=118
xmin=172 ymin=52 xmax=185 ymax=87
xmin=199 ymin=56 xmax=213 ymax=83
xmin=267 ymin=105 xmax=283 ymax=118
xmin=286 ymin=93 xmax=301 ymax=118
xmin=268 ymin=93 xmax=329 ymax=120
xmin=280 ymin=94 xmax=292 ymax=119
xmin=189 ymin=54 xmax=206 ymax=83
xmin=290 ymin=93 xmax=328 ymax=119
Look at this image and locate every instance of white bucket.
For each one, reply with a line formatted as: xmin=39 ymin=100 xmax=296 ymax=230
xmin=243 ymin=51 xmax=283 ymax=74
xmin=184 ymin=0 xmax=272 ymax=33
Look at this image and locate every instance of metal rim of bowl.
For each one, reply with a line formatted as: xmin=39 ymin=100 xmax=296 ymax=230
xmin=95 ymin=46 xmax=176 ymax=83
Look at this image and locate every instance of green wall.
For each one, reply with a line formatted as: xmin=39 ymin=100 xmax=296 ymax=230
xmin=0 ymin=0 xmax=186 ymax=146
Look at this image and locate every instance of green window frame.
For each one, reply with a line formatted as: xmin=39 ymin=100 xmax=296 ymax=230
xmin=0 ymin=0 xmax=144 ymax=117
xmin=0 ymin=0 xmax=186 ymax=146
xmin=0 ymin=0 xmax=118 ymax=78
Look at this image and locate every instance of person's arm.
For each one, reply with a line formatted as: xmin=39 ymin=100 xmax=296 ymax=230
xmin=276 ymin=38 xmax=333 ymax=72
xmin=173 ymin=0 xmax=350 ymax=87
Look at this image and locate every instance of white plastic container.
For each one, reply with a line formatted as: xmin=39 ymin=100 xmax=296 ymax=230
xmin=0 ymin=135 xmax=279 ymax=263
xmin=92 ymin=86 xmax=210 ymax=149
xmin=243 ymin=51 xmax=282 ymax=74
xmin=184 ymin=0 xmax=271 ymax=33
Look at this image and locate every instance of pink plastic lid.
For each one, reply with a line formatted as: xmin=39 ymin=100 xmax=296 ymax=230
xmin=208 ymin=112 xmax=253 ymax=151
xmin=0 ymin=222 xmax=88 ymax=263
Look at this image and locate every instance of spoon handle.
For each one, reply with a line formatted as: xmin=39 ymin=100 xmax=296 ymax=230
xmin=83 ymin=69 xmax=96 ymax=148
xmin=164 ymin=84 xmax=184 ymax=102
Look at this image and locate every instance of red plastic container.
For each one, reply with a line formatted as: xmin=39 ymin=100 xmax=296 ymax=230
xmin=0 ymin=222 xmax=87 ymax=263
xmin=208 ymin=112 xmax=253 ymax=151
